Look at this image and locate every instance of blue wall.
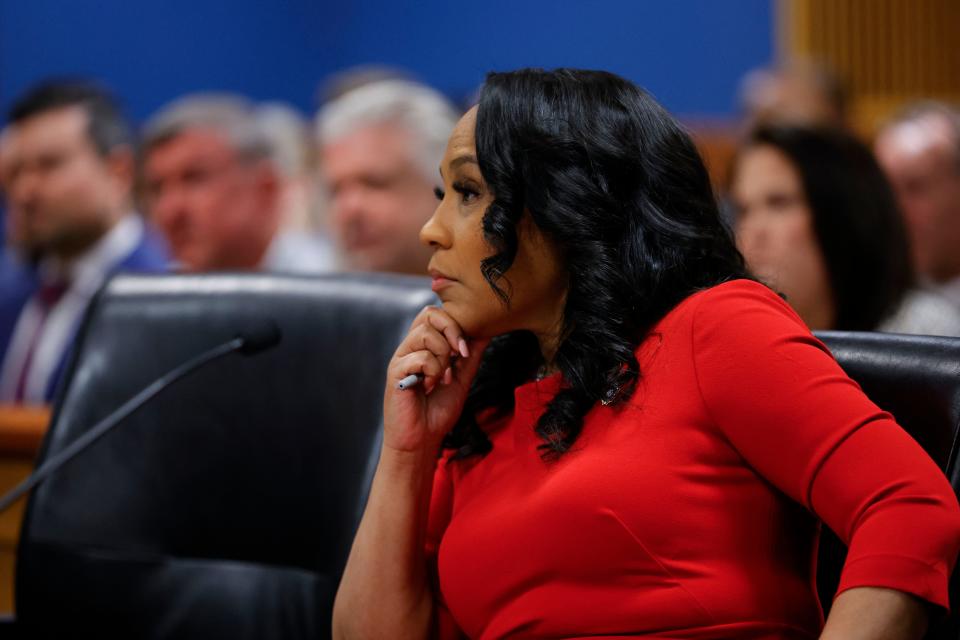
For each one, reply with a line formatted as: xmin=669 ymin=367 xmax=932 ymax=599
xmin=0 ymin=0 xmax=773 ymax=123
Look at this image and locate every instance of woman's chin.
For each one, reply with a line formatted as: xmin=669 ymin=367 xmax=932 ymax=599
xmin=437 ymin=301 xmax=493 ymax=340
xmin=439 ymin=301 xmax=471 ymax=332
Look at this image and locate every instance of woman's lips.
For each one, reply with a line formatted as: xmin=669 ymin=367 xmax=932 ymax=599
xmin=428 ymin=269 xmax=457 ymax=292
xmin=431 ymin=276 xmax=455 ymax=292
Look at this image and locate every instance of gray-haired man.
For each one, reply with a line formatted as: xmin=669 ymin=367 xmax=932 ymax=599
xmin=143 ymin=94 xmax=332 ymax=273
xmin=316 ymin=79 xmax=460 ymax=275
xmin=876 ymin=102 xmax=960 ymax=311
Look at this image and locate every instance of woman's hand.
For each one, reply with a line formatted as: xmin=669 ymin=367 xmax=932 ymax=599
xmin=336 ymin=308 xmax=488 ymax=640
xmin=383 ymin=306 xmax=489 ymax=454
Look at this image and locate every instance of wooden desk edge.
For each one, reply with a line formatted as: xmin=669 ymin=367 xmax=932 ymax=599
xmin=0 ymin=406 xmax=50 ymax=458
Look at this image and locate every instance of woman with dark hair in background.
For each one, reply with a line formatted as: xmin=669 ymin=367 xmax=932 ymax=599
xmin=731 ymin=124 xmax=960 ymax=336
xmin=333 ymin=69 xmax=960 ymax=639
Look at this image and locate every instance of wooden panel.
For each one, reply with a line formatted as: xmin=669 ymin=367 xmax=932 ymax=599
xmin=0 ymin=406 xmax=50 ymax=457
xmin=0 ymin=406 xmax=49 ymax=614
xmin=0 ymin=461 xmax=33 ymax=614
xmin=781 ymin=0 xmax=960 ymax=135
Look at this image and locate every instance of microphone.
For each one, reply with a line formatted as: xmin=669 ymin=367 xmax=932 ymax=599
xmin=236 ymin=319 xmax=282 ymax=355
xmin=0 ymin=320 xmax=282 ymax=513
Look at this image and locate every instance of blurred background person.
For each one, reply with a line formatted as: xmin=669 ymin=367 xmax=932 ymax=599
xmin=0 ymin=122 xmax=49 ymax=272
xmin=315 ymin=78 xmax=460 ymax=275
xmin=0 ymin=125 xmax=32 ymax=280
xmin=317 ymin=65 xmax=418 ymax=104
xmin=0 ymin=125 xmax=38 ymax=316
xmin=142 ymin=94 xmax=334 ymax=273
xmin=738 ymin=59 xmax=848 ymax=130
xmin=0 ymin=81 xmax=168 ymax=405
xmin=730 ymin=124 xmax=960 ymax=337
xmin=0 ymin=129 xmax=18 ymax=251
xmin=875 ymin=102 xmax=960 ymax=312
xmin=256 ymin=102 xmax=329 ymax=239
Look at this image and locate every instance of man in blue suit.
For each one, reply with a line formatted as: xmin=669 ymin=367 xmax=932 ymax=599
xmin=0 ymin=81 xmax=168 ymax=405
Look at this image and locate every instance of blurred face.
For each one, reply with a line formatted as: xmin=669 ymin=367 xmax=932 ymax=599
xmin=144 ymin=129 xmax=279 ymax=271
xmin=420 ymin=107 xmax=567 ymax=344
xmin=319 ymin=123 xmax=437 ymax=275
xmin=0 ymin=106 xmax=130 ymax=259
xmin=0 ymin=128 xmax=23 ymax=250
xmin=875 ymin=117 xmax=960 ymax=282
xmin=731 ymin=144 xmax=835 ymax=329
xmin=746 ymin=75 xmax=842 ymax=129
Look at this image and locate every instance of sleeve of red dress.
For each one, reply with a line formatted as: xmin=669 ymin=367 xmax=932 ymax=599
xmin=425 ymin=452 xmax=467 ymax=639
xmin=690 ymin=281 xmax=960 ymax=609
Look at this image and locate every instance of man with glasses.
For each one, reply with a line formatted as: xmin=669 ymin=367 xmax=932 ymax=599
xmin=0 ymin=81 xmax=167 ymax=404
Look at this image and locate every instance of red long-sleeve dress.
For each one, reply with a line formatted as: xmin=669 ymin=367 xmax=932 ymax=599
xmin=425 ymin=280 xmax=960 ymax=639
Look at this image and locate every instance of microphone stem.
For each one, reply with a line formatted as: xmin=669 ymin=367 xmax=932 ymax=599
xmin=0 ymin=337 xmax=244 ymax=513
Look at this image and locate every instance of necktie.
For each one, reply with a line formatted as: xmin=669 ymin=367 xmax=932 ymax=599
xmin=13 ymin=280 xmax=71 ymax=403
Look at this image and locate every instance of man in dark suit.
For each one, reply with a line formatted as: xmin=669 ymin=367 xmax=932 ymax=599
xmin=0 ymin=81 xmax=168 ymax=404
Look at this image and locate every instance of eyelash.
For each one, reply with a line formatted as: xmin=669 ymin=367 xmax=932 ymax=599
xmin=435 ymin=182 xmax=480 ymax=204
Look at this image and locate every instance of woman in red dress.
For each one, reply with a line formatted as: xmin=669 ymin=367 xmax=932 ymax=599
xmin=333 ymin=68 xmax=960 ymax=639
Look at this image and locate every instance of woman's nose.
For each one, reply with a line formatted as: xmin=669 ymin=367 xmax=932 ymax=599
xmin=419 ymin=203 xmax=451 ymax=249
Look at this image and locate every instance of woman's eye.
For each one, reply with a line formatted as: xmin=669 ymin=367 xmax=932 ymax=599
xmin=452 ymin=181 xmax=480 ymax=203
xmin=433 ymin=186 xmax=445 ymax=201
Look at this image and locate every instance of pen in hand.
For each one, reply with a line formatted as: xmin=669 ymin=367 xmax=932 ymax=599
xmin=397 ymin=345 xmax=465 ymax=391
xmin=397 ymin=374 xmax=423 ymax=390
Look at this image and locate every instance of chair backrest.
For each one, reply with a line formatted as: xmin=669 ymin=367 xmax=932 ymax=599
xmin=814 ymin=330 xmax=960 ymax=638
xmin=15 ymin=272 xmax=435 ymax=639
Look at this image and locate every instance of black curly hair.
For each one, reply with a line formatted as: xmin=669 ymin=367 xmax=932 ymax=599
xmin=443 ymin=68 xmax=751 ymax=460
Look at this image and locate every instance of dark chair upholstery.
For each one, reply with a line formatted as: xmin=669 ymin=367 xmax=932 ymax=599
xmin=814 ymin=331 xmax=960 ymax=639
xmin=12 ymin=272 xmax=435 ymax=639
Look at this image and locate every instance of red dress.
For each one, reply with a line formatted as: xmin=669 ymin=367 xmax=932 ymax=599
xmin=426 ymin=280 xmax=960 ymax=639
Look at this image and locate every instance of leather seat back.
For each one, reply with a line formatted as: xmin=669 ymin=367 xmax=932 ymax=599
xmin=15 ymin=272 xmax=435 ymax=639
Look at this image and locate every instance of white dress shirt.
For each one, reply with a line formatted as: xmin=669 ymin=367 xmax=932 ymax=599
xmin=878 ymin=287 xmax=960 ymax=338
xmin=260 ymin=231 xmax=337 ymax=274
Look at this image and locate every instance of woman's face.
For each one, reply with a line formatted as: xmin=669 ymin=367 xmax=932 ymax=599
xmin=731 ymin=144 xmax=835 ymax=329
xmin=420 ymin=107 xmax=567 ymax=341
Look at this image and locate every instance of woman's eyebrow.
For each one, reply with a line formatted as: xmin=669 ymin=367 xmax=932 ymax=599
xmin=450 ymin=154 xmax=478 ymax=170
xmin=440 ymin=154 xmax=480 ymax=178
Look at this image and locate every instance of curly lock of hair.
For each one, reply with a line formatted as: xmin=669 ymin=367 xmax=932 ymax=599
xmin=443 ymin=68 xmax=751 ymax=460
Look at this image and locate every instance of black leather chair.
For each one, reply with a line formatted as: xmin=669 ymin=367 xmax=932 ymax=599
xmin=814 ymin=331 xmax=960 ymax=639
xmin=10 ymin=272 xmax=436 ymax=639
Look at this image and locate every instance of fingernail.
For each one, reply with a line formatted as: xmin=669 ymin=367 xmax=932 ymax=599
xmin=458 ymin=338 xmax=469 ymax=358
xmin=443 ymin=367 xmax=453 ymax=385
